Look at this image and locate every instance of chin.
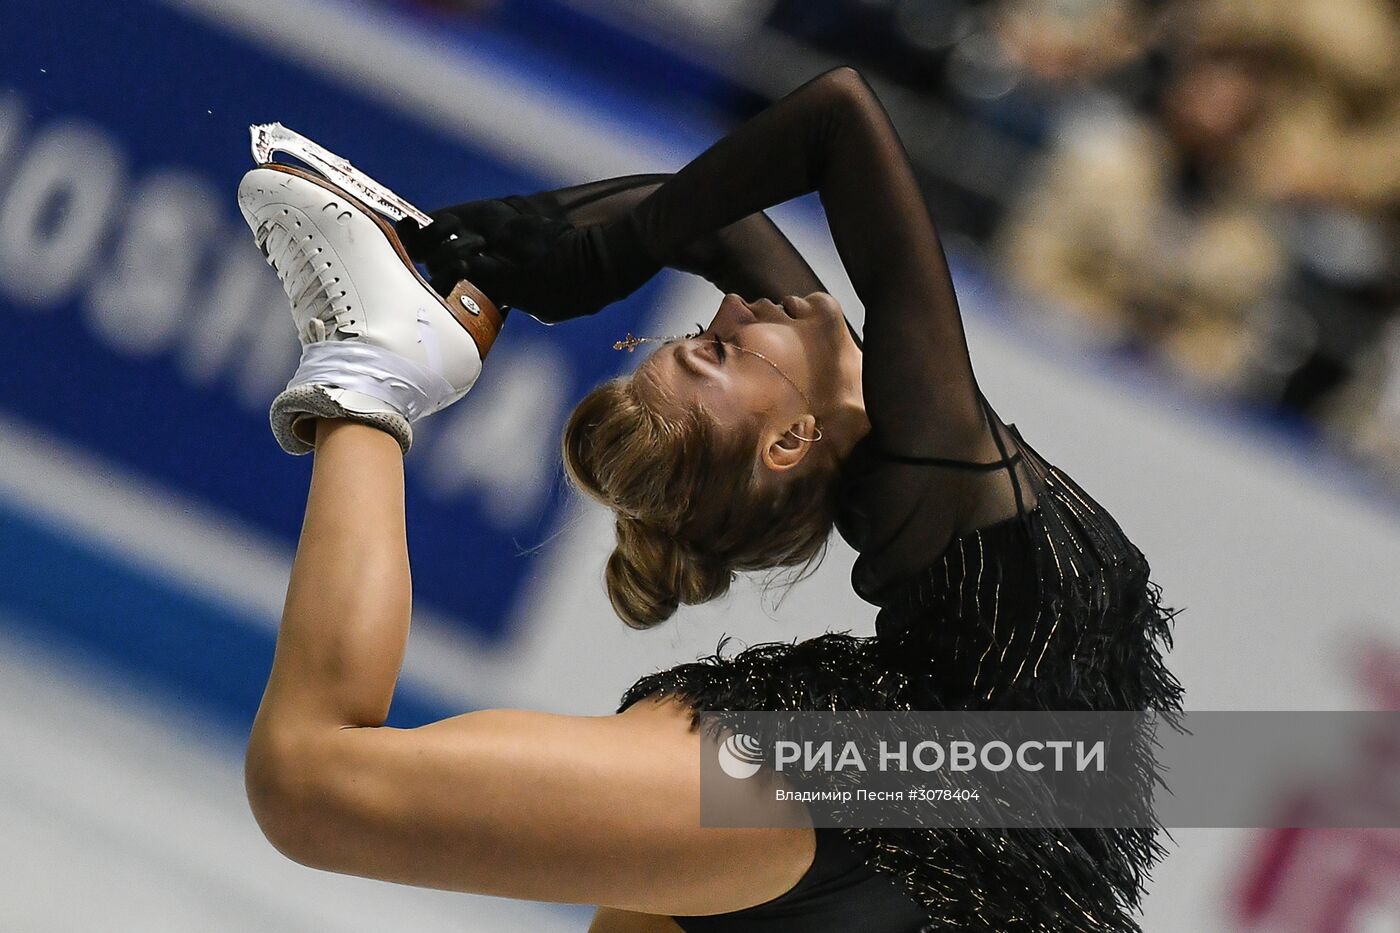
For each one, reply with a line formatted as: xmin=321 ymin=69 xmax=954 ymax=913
xmin=744 ymin=319 xmax=808 ymax=364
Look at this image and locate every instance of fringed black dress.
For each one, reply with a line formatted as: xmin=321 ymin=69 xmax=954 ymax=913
xmin=621 ymin=411 xmax=1183 ymax=932
xmin=426 ymin=66 xmax=1183 ymax=933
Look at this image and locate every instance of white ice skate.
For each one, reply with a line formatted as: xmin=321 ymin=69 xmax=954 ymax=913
xmin=237 ymin=138 xmax=503 ymax=455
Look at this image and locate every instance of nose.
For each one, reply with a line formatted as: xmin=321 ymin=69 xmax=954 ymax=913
xmin=716 ymin=292 xmax=757 ymax=333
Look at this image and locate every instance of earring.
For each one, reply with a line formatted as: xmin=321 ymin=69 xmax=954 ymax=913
xmin=790 ymin=425 xmax=823 ymax=443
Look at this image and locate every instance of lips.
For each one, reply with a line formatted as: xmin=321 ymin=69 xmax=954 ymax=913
xmin=750 ymin=297 xmax=788 ymax=321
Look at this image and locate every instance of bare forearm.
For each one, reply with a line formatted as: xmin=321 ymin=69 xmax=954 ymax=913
xmin=253 ymin=419 xmax=411 ymax=738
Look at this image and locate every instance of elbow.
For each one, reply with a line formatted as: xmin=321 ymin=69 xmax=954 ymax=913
xmin=244 ymin=729 xmax=336 ymax=868
xmin=823 ymin=65 xmax=866 ymax=88
xmin=807 ymin=66 xmax=883 ymax=135
xmin=820 ymin=65 xmax=876 ymax=105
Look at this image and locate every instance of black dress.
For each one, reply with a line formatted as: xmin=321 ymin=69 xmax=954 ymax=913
xmin=435 ymin=66 xmax=1183 ymax=932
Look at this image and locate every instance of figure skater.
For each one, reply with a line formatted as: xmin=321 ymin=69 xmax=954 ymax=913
xmin=240 ymin=66 xmax=1181 ymax=932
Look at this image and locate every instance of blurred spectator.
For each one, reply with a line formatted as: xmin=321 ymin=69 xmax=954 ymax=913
xmin=993 ymin=0 xmax=1147 ymax=86
xmin=1214 ymin=0 xmax=1400 ymax=454
xmin=966 ymin=0 xmax=1159 ymax=144
xmin=995 ymin=9 xmax=1286 ymax=391
xmin=996 ymin=0 xmax=1399 ymax=466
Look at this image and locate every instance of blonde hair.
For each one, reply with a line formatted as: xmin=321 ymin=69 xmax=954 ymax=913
xmin=561 ymin=374 xmax=840 ymax=629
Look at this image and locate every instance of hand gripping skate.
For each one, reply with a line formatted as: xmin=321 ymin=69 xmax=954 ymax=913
xmin=237 ymin=124 xmax=505 ymax=454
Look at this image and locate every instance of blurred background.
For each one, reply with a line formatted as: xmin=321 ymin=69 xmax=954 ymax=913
xmin=1 ymin=0 xmax=1397 ymax=930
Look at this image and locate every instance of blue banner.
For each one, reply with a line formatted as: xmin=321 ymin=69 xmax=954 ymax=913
xmin=0 ymin=0 xmax=668 ymax=642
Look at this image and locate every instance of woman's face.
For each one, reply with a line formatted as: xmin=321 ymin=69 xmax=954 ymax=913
xmin=633 ymin=291 xmax=856 ymax=443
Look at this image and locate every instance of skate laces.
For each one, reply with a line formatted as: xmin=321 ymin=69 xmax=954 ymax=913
xmin=254 ymin=214 xmax=362 ymax=343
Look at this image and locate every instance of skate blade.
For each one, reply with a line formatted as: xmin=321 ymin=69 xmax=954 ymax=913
xmin=249 ymin=122 xmax=434 ymax=228
xmin=246 ymin=162 xmax=505 ymax=361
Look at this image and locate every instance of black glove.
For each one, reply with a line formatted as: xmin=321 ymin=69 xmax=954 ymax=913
xmin=396 ymin=197 xmax=660 ymax=324
xmin=395 ymin=199 xmax=508 ymax=296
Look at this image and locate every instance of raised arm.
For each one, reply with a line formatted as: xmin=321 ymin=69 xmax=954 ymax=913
xmin=411 ymin=173 xmax=866 ymax=348
xmin=619 ymin=67 xmax=990 ymax=459
xmin=441 ymin=68 xmax=992 ymax=462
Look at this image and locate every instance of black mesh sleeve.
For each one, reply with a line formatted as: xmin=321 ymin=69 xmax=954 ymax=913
xmin=510 ymin=68 xmax=1028 ymax=579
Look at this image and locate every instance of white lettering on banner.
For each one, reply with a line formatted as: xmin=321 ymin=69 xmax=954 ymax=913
xmin=0 ymin=89 xmax=581 ymax=524
xmin=0 ymin=117 xmax=123 ymax=306
xmin=422 ymin=342 xmax=573 ymax=527
xmin=178 ymin=236 xmax=296 ymax=395
xmin=233 ymin=296 xmax=305 ymax=410
xmin=0 ymin=101 xmax=303 ymax=411
xmin=84 ymin=172 xmax=220 ymax=356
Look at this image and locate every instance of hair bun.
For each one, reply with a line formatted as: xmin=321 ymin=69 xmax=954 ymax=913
xmin=606 ymin=516 xmax=734 ymax=630
xmin=562 ymin=375 xmax=839 ymax=631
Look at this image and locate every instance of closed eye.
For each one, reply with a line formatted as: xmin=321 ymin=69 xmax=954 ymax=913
xmin=663 ymin=322 xmax=707 ymax=348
